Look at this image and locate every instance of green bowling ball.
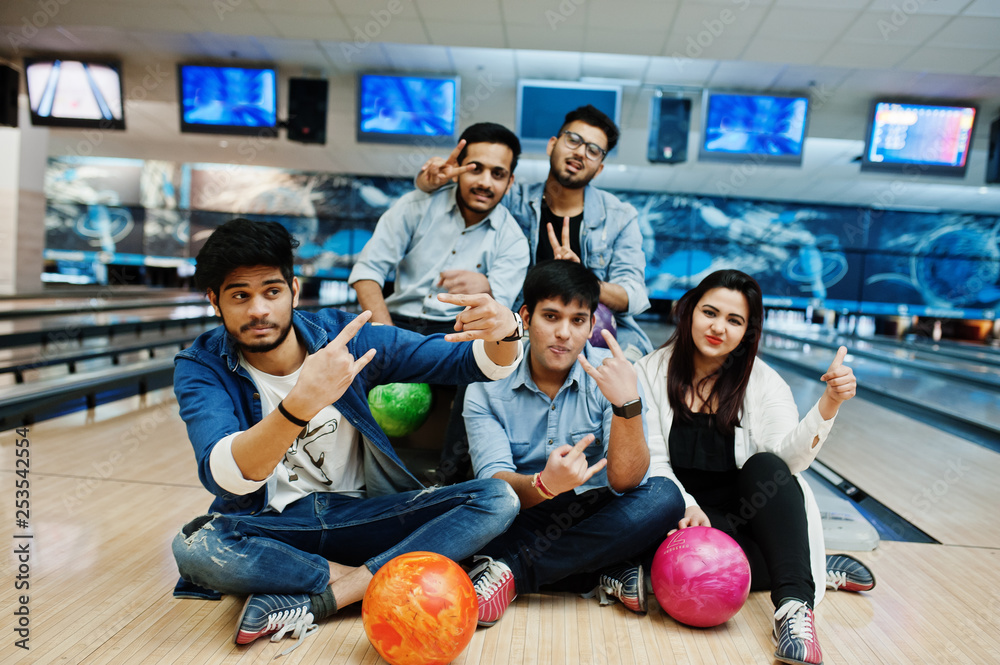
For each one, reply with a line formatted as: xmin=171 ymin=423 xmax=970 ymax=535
xmin=367 ymin=382 xmax=433 ymax=437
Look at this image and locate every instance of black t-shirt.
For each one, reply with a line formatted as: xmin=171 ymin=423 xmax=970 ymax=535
xmin=669 ymin=411 xmax=739 ymax=509
xmin=536 ymin=201 xmax=583 ymax=264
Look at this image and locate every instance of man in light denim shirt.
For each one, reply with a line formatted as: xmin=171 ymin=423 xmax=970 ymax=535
xmin=171 ymin=219 xmax=524 ymax=653
xmin=463 ymin=261 xmax=684 ymax=629
xmin=417 ymin=105 xmax=653 ymax=360
xmin=350 ymin=122 xmax=529 ymax=333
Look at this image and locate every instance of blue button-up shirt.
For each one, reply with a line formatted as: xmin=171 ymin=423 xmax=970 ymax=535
xmin=465 ymin=343 xmax=648 ymax=495
xmin=349 ymin=186 xmax=529 ymax=321
xmin=502 ymin=182 xmax=653 ymax=356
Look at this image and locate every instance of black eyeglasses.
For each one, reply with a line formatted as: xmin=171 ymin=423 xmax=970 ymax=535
xmin=560 ymin=131 xmax=608 ymax=161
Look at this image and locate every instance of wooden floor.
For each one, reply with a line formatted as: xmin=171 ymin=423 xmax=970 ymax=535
xmin=2 ymin=390 xmax=1000 ymax=664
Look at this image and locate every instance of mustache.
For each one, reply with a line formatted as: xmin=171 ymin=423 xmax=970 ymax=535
xmin=241 ymin=319 xmax=276 ymax=332
xmin=469 ymin=187 xmax=494 ymax=198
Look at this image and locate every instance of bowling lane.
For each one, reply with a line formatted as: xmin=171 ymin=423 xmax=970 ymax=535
xmin=761 ymin=334 xmax=1000 ymax=436
xmin=769 ymin=364 xmax=1000 ymax=549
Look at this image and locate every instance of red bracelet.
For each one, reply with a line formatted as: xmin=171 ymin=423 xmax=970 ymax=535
xmin=533 ymin=472 xmax=556 ymax=500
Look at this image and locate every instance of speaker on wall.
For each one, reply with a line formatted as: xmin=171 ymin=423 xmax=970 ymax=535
xmin=287 ymin=78 xmax=328 ymax=145
xmin=987 ymin=116 xmax=1000 ymax=185
xmin=0 ymin=64 xmax=18 ymax=128
xmin=647 ymin=95 xmax=690 ymax=164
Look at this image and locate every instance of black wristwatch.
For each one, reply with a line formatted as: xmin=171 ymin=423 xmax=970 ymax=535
xmin=500 ymin=311 xmax=523 ymax=342
xmin=612 ymin=398 xmax=642 ymax=419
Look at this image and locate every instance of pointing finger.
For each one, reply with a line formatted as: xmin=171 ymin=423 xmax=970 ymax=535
xmin=822 ymin=346 xmax=848 ymax=380
xmin=582 ymin=457 xmax=608 ymax=481
xmin=351 ymin=347 xmax=377 ymax=374
xmin=547 ymin=222 xmax=561 ymax=252
xmin=570 ymin=433 xmax=596 ymax=456
xmin=445 ymin=139 xmax=466 ymax=166
xmin=602 ymin=329 xmax=626 ymax=359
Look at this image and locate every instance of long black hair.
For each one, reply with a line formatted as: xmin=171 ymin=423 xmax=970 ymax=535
xmin=663 ymin=269 xmax=763 ymax=435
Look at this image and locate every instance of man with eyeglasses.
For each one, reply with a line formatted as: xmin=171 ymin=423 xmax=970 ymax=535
xmin=417 ymin=105 xmax=653 ymax=361
xmin=350 ymin=122 xmax=529 ymax=487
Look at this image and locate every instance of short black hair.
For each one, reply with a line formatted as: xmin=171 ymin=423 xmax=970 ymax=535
xmin=457 ymin=122 xmax=521 ymax=173
xmin=522 ymin=260 xmax=601 ymax=316
xmin=194 ymin=218 xmax=299 ymax=296
xmin=559 ymin=104 xmax=620 ymax=153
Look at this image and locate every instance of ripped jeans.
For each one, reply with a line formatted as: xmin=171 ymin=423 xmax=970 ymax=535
xmin=171 ymin=478 xmax=519 ymax=596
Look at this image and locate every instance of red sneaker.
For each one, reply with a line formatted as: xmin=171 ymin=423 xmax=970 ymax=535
xmin=470 ymin=556 xmax=516 ymax=627
xmin=825 ymin=554 xmax=875 ymax=592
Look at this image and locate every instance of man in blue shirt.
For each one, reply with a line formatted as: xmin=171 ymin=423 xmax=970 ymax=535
xmin=350 ymin=122 xmax=529 ymax=333
xmin=464 ymin=260 xmax=684 ymax=628
xmin=171 ymin=219 xmax=524 ymax=652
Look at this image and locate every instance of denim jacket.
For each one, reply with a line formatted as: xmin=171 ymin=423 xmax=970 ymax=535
xmin=173 ymin=308 xmax=493 ymax=517
xmin=502 ymin=182 xmax=653 ymax=356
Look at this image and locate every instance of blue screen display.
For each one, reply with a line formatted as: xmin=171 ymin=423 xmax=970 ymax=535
xmin=357 ymin=74 xmax=457 ymax=139
xmin=865 ymin=102 xmax=976 ymax=168
xmin=180 ymin=66 xmax=277 ymax=129
xmin=518 ymin=82 xmax=620 ymax=144
xmin=701 ymin=93 xmax=808 ymax=159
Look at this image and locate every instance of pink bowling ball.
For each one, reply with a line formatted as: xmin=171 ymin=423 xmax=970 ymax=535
xmin=651 ymin=526 xmax=751 ymax=628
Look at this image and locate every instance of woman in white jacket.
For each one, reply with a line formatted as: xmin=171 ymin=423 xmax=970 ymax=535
xmin=635 ymin=269 xmax=874 ymax=665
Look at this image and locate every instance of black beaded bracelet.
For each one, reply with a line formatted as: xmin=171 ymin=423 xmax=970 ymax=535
xmin=277 ymin=401 xmax=310 ymax=427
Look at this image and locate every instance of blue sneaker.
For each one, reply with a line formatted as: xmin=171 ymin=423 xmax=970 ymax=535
xmin=591 ymin=564 xmax=646 ymax=614
xmin=825 ymin=554 xmax=875 ymax=592
xmin=234 ymin=593 xmax=317 ymax=649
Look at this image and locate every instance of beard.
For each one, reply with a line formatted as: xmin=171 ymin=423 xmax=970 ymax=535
xmin=222 ymin=311 xmax=295 ymax=354
xmin=551 ymin=158 xmax=591 ymax=190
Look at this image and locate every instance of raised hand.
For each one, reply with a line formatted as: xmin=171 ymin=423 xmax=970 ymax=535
xmin=437 ymin=270 xmax=492 ymax=296
xmin=820 ymin=346 xmax=856 ymax=405
xmin=437 ymin=293 xmax=516 ymax=343
xmin=576 ymin=329 xmax=639 ymax=408
xmin=546 ymin=217 xmax=580 ymax=263
xmin=418 ymin=140 xmax=476 ymax=190
xmin=539 ymin=434 xmax=607 ymax=496
xmin=289 ymin=310 xmax=377 ymax=416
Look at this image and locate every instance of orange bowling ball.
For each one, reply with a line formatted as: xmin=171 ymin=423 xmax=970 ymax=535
xmin=362 ymin=551 xmax=478 ymax=665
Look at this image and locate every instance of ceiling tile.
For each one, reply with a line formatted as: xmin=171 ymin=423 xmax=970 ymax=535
xmin=741 ymin=38 xmax=830 ymax=65
xmin=841 ymin=12 xmax=951 ymax=44
xmin=583 ymin=29 xmax=667 ymax=56
xmin=514 ymin=49 xmax=582 ymax=80
xmin=267 ymin=13 xmax=351 ymax=41
xmin=587 ymin=2 xmax=677 ymax=32
xmin=333 ymin=0 xmax=420 ymax=19
xmin=449 ymin=46 xmax=516 ymax=80
xmin=668 ymin=4 xmax=768 ymax=40
xmin=254 ymin=0 xmax=335 ymax=12
xmin=708 ymin=60 xmax=787 ymax=89
xmin=643 ymin=56 xmax=718 ymax=87
xmin=964 ymin=0 xmax=1000 ymax=17
xmin=185 ymin=9 xmax=280 ymax=38
xmin=381 ymin=43 xmax=452 ymax=71
xmin=319 ymin=40 xmax=391 ymax=70
xmin=341 ymin=16 xmax=429 ymax=45
xmin=414 ymin=0 xmax=502 ymax=23
xmin=756 ymin=7 xmax=863 ymax=41
xmin=820 ymin=41 xmax=912 ymax=69
xmin=662 ymin=32 xmax=752 ymax=61
xmin=868 ymin=0 xmax=973 ymax=14
xmin=580 ymin=52 xmax=649 ymax=80
xmin=424 ymin=20 xmax=505 ymax=48
xmin=975 ymin=54 xmax=1000 ymax=76
xmin=501 ymin=2 xmax=586 ymax=27
xmin=257 ymin=38 xmax=336 ymax=71
xmin=927 ymin=16 xmax=1000 ymax=48
xmin=507 ymin=24 xmax=585 ymax=51
xmin=897 ymin=46 xmax=998 ymax=74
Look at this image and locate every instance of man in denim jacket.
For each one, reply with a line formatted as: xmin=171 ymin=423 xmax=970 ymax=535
xmin=171 ymin=218 xmax=523 ymax=652
xmin=417 ymin=105 xmax=653 ymax=360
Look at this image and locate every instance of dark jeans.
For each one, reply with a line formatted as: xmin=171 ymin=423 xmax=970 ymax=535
xmin=477 ymin=476 xmax=685 ymax=594
xmin=699 ymin=452 xmax=815 ymax=608
xmin=393 ymin=313 xmax=473 ymax=484
xmin=172 ymin=479 xmax=518 ymax=596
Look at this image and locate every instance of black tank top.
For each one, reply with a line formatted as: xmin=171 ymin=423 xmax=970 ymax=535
xmin=669 ymin=412 xmax=739 ymax=509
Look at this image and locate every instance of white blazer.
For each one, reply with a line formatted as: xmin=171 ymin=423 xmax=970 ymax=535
xmin=635 ymin=346 xmax=834 ymax=605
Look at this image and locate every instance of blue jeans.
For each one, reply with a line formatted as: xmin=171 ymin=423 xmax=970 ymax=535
xmin=477 ymin=476 xmax=685 ymax=593
xmin=172 ymin=478 xmax=518 ymax=596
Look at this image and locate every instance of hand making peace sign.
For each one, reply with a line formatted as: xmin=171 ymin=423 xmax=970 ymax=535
xmin=546 ymin=216 xmax=581 ymax=263
xmin=418 ymin=140 xmax=477 ymax=189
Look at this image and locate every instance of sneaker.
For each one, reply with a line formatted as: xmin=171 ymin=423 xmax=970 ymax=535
xmin=234 ymin=593 xmax=318 ymax=652
xmin=773 ymin=599 xmax=823 ymax=665
xmin=591 ymin=563 xmax=647 ymax=615
xmin=826 ymin=554 xmax=875 ymax=592
xmin=470 ymin=556 xmax=516 ymax=627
